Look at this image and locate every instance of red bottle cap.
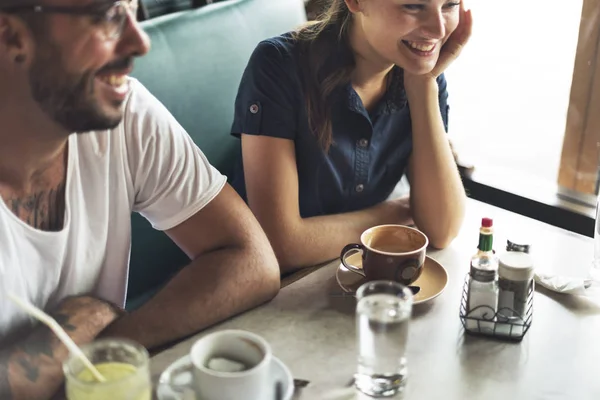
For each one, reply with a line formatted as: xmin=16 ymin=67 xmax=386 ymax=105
xmin=481 ymin=217 xmax=493 ymax=228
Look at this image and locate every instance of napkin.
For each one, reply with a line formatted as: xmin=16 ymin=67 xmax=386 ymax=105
xmin=534 ymin=271 xmax=598 ymax=296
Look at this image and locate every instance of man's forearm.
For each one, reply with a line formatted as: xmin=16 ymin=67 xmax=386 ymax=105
xmin=102 ymin=245 xmax=280 ymax=349
xmin=0 ymin=296 xmax=120 ymax=400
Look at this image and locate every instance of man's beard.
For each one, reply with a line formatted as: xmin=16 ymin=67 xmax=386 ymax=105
xmin=27 ymin=40 xmax=125 ymax=133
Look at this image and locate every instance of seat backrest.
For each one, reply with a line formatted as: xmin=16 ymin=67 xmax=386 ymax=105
xmin=126 ymin=0 xmax=307 ymax=309
xmin=132 ymin=0 xmax=306 ymax=177
xmin=139 ymin=0 xmax=193 ymax=20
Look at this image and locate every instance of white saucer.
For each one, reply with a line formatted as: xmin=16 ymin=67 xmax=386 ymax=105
xmin=156 ymin=354 xmax=294 ymax=400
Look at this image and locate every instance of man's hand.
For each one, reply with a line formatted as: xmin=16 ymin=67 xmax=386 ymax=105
xmin=0 ymin=295 xmax=121 ymax=400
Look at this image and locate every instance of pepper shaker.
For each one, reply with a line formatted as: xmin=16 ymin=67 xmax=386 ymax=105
xmin=497 ymin=251 xmax=534 ymax=323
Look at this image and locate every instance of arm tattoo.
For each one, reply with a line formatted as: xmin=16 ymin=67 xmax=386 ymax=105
xmin=0 ymin=311 xmax=77 ymax=397
xmin=0 ymin=350 xmax=12 ymax=400
xmin=5 ymin=182 xmax=66 ymax=231
xmin=12 ymin=327 xmax=55 ymax=385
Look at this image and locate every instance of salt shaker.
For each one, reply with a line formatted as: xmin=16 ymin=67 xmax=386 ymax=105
xmin=497 ymin=251 xmax=534 ymax=322
xmin=467 ymin=257 xmax=499 ymax=332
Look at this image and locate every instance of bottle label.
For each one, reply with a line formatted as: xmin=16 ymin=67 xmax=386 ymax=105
xmin=478 ymin=233 xmax=493 ymax=252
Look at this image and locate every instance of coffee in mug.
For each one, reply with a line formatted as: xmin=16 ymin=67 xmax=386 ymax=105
xmin=340 ymin=225 xmax=428 ymax=285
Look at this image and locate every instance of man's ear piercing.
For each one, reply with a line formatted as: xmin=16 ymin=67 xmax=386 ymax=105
xmin=15 ymin=54 xmax=25 ymax=63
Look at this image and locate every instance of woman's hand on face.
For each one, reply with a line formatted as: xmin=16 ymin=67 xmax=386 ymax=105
xmin=430 ymin=0 xmax=472 ymax=78
xmin=404 ymin=1 xmax=473 ymax=89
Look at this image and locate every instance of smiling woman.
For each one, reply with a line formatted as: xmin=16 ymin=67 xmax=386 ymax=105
xmin=292 ymin=0 xmax=462 ymax=149
xmin=230 ymin=0 xmax=470 ymax=272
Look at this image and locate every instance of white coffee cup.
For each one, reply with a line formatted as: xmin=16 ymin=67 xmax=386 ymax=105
xmin=162 ymin=329 xmax=272 ymax=400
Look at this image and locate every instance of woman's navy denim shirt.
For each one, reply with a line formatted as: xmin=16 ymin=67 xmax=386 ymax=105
xmin=230 ymin=34 xmax=449 ymax=218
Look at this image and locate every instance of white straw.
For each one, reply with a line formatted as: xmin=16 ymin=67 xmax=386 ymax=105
xmin=7 ymin=293 xmax=106 ymax=383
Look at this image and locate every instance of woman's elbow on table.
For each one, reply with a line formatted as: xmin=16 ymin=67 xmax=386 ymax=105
xmin=424 ymin=220 xmax=463 ymax=250
xmin=427 ymin=234 xmax=455 ymax=250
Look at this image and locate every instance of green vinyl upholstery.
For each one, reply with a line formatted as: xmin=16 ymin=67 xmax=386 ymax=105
xmin=126 ymin=0 xmax=307 ymax=310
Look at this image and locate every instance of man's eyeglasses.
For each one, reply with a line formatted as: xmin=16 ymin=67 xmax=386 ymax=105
xmin=0 ymin=1 xmax=138 ymax=40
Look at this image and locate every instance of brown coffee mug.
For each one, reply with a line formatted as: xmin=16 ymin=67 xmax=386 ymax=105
xmin=340 ymin=225 xmax=428 ymax=285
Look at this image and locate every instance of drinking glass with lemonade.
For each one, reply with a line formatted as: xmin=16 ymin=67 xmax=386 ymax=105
xmin=62 ymin=338 xmax=151 ymax=400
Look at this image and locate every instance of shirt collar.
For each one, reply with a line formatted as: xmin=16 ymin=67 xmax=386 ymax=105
xmin=380 ymin=66 xmax=407 ymax=115
xmin=340 ymin=66 xmax=407 ymax=117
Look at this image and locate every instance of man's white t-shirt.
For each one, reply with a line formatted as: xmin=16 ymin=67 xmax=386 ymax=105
xmin=0 ymin=79 xmax=227 ymax=345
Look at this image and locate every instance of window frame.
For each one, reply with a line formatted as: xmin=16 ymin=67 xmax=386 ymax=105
xmin=558 ymin=0 xmax=600 ymax=196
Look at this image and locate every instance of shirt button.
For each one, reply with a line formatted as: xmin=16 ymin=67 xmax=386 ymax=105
xmin=249 ymin=104 xmax=259 ymax=114
xmin=358 ymin=138 xmax=369 ymax=148
xmin=355 ymin=184 xmax=364 ymax=193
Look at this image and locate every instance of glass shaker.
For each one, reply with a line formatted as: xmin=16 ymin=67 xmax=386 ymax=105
xmin=467 ymin=255 xmax=499 ymax=333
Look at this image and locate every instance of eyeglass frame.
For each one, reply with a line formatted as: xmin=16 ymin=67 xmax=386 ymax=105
xmin=0 ymin=1 xmax=139 ymax=40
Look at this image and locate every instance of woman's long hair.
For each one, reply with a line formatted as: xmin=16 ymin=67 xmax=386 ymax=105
xmin=292 ymin=0 xmax=355 ymax=151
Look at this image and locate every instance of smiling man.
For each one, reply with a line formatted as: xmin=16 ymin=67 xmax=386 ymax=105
xmin=0 ymin=0 xmax=280 ymax=398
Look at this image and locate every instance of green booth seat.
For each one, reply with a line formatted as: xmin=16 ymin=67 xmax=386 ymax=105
xmin=126 ymin=0 xmax=307 ymax=310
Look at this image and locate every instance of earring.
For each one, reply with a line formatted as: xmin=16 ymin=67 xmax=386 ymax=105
xmin=15 ymin=54 xmax=25 ymax=63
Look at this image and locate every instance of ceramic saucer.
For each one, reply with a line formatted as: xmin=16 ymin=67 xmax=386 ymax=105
xmin=156 ymin=355 xmax=294 ymax=400
xmin=336 ymin=252 xmax=448 ymax=304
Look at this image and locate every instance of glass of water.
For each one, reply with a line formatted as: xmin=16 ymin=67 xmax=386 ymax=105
xmin=355 ymin=280 xmax=413 ymax=397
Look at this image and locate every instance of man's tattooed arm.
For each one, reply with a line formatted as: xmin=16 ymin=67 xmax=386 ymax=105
xmin=0 ymin=296 xmax=121 ymax=400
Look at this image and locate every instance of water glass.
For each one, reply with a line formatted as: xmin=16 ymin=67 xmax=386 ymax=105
xmin=355 ymin=280 xmax=413 ymax=397
xmin=63 ymin=338 xmax=151 ymax=400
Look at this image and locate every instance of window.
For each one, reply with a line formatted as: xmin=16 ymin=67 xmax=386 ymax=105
xmin=446 ymin=0 xmax=593 ymax=206
xmin=557 ymin=0 xmax=600 ymax=201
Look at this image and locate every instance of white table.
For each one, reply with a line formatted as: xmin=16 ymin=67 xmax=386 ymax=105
xmin=151 ymin=199 xmax=600 ymax=399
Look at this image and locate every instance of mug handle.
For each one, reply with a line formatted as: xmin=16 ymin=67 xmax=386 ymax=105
xmin=160 ymin=358 xmax=195 ymax=398
xmin=340 ymin=244 xmax=366 ymax=277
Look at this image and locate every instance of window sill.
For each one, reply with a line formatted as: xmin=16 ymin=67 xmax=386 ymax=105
xmin=459 ymin=164 xmax=595 ymax=237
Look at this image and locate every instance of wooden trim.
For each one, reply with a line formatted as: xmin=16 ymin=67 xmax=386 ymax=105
xmin=579 ymin=34 xmax=600 ymax=193
xmin=558 ymin=0 xmax=600 ymax=194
